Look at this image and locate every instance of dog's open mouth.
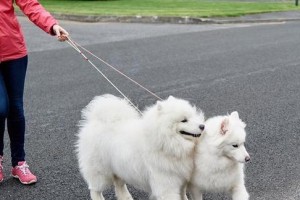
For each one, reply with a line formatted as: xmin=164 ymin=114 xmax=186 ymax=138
xmin=180 ymin=131 xmax=201 ymax=138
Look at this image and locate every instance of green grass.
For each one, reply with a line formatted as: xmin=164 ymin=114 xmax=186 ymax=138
xmin=39 ymin=0 xmax=299 ymax=18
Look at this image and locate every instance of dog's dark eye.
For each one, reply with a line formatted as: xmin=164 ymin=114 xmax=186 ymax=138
xmin=232 ymin=144 xmax=239 ymax=148
xmin=181 ymin=119 xmax=188 ymax=123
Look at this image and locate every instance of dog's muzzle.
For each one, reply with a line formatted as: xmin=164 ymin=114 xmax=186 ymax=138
xmin=180 ymin=131 xmax=201 ymax=138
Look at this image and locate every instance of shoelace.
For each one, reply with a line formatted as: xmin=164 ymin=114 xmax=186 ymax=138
xmin=17 ymin=163 xmax=30 ymax=175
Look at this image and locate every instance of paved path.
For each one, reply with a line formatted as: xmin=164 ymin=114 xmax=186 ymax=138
xmin=0 ymin=18 xmax=299 ymax=200
xmin=211 ymin=10 xmax=300 ymax=23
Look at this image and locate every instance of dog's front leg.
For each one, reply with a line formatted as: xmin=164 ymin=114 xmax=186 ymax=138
xmin=187 ymin=185 xmax=203 ymax=200
xmin=231 ymin=185 xmax=249 ymax=200
xmin=90 ymin=190 xmax=105 ymax=200
xmin=180 ymin=184 xmax=189 ymax=200
xmin=113 ymin=176 xmax=134 ymax=200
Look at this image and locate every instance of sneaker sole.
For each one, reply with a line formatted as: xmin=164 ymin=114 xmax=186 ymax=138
xmin=12 ymin=175 xmax=37 ymax=185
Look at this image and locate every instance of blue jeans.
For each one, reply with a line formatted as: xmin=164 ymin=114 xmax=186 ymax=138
xmin=0 ymin=56 xmax=27 ymax=167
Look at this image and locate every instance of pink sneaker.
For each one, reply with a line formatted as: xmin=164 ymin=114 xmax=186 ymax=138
xmin=11 ymin=161 xmax=37 ymax=184
xmin=0 ymin=156 xmax=3 ymax=182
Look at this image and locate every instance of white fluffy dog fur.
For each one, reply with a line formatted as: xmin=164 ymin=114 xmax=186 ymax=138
xmin=188 ymin=111 xmax=250 ymax=200
xmin=76 ymin=94 xmax=205 ymax=200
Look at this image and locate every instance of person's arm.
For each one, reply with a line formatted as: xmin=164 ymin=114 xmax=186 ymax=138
xmin=16 ymin=0 xmax=68 ymax=41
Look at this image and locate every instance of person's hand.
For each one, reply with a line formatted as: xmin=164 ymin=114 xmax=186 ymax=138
xmin=52 ymin=24 xmax=69 ymax=42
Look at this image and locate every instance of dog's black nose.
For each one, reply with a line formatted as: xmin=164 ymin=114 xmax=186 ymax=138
xmin=245 ymin=156 xmax=251 ymax=162
xmin=199 ymin=124 xmax=205 ymax=131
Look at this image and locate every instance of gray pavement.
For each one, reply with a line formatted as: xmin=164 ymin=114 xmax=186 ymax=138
xmin=0 ymin=15 xmax=299 ymax=200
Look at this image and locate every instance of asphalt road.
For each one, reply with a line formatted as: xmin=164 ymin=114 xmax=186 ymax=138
xmin=0 ymin=18 xmax=299 ymax=200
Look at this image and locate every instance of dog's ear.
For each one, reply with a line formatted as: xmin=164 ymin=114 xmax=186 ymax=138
xmin=231 ymin=111 xmax=247 ymax=128
xmin=167 ymin=96 xmax=175 ymax=100
xmin=220 ymin=118 xmax=229 ymax=135
xmin=157 ymin=101 xmax=163 ymax=111
xmin=230 ymin=111 xmax=239 ymax=119
xmin=242 ymin=122 xmax=247 ymax=128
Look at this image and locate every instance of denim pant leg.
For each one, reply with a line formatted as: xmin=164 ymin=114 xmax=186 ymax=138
xmin=1 ymin=56 xmax=28 ymax=166
xmin=0 ymin=71 xmax=9 ymax=156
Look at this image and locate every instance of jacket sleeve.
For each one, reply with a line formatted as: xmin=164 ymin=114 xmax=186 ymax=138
xmin=15 ymin=0 xmax=58 ymax=35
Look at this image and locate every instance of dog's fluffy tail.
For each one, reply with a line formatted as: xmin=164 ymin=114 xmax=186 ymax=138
xmin=81 ymin=94 xmax=140 ymax=124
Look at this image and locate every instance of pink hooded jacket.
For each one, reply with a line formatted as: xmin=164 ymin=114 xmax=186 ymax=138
xmin=0 ymin=0 xmax=57 ymax=62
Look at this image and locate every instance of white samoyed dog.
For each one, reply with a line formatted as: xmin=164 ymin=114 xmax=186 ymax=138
xmin=76 ymin=94 xmax=205 ymax=200
xmin=188 ymin=111 xmax=250 ymax=200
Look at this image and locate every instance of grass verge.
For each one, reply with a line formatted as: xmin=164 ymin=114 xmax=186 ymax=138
xmin=38 ymin=0 xmax=299 ymax=18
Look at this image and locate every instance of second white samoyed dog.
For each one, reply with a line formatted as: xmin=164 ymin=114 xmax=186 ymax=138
xmin=76 ymin=94 xmax=205 ymax=200
xmin=188 ymin=111 xmax=250 ymax=200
